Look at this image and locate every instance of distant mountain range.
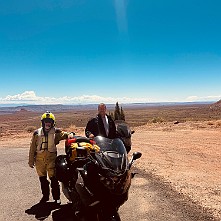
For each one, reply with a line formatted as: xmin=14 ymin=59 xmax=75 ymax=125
xmin=0 ymin=101 xmax=215 ymax=113
xmin=0 ymin=104 xmax=98 ymax=113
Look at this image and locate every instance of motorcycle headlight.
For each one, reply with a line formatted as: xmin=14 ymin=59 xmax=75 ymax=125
xmin=99 ymin=174 xmax=122 ymax=190
xmin=101 ymin=171 xmax=132 ymax=194
xmin=99 ymin=175 xmax=113 ymax=189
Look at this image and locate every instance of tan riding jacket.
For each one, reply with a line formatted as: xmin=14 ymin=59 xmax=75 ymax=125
xmin=28 ymin=127 xmax=69 ymax=166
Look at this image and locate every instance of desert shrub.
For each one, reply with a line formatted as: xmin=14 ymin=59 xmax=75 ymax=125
xmin=207 ymin=121 xmax=214 ymax=126
xmin=25 ymin=126 xmax=36 ymax=133
xmin=162 ymin=127 xmax=174 ymax=132
xmin=151 ymin=117 xmax=164 ymax=123
xmin=197 ymin=125 xmax=207 ymax=129
xmin=215 ymin=120 xmax=221 ymax=127
xmin=205 ymin=120 xmax=221 ymax=128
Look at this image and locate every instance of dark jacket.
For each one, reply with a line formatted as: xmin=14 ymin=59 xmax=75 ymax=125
xmin=85 ymin=114 xmax=117 ymax=139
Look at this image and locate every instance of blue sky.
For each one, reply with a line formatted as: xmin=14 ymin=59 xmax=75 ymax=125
xmin=0 ymin=0 xmax=221 ymax=105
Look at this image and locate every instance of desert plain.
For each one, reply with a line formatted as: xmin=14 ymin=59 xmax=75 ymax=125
xmin=1 ymin=102 xmax=221 ymax=220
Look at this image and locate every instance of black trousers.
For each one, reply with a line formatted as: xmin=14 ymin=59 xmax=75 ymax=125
xmin=39 ymin=176 xmax=60 ymax=200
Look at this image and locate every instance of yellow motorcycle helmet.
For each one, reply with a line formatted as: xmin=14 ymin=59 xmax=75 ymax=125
xmin=41 ymin=111 xmax=55 ymax=127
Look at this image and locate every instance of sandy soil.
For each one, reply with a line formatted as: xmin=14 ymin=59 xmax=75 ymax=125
xmin=131 ymin=122 xmax=221 ymax=220
xmin=1 ymin=120 xmax=221 ymax=220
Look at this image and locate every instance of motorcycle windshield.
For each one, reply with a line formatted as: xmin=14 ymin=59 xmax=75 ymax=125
xmin=94 ymin=136 xmax=128 ymax=174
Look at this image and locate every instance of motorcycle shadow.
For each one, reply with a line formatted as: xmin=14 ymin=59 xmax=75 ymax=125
xmin=25 ymin=202 xmax=62 ymax=220
xmin=52 ymin=203 xmax=78 ymax=221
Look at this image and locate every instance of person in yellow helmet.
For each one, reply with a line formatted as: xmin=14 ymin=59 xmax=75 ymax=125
xmin=28 ymin=111 xmax=74 ymax=205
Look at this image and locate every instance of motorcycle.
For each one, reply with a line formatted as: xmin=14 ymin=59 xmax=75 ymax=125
xmin=55 ymin=135 xmax=142 ymax=221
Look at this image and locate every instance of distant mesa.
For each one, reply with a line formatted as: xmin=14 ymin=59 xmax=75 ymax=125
xmin=0 ymin=102 xmax=216 ymax=113
xmin=18 ymin=108 xmax=29 ymax=112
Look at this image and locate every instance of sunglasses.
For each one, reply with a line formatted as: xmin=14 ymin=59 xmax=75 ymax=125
xmin=44 ymin=119 xmax=53 ymax=123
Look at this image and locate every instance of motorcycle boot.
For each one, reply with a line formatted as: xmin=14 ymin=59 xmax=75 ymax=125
xmin=50 ymin=176 xmax=61 ymax=204
xmin=39 ymin=176 xmax=50 ymax=203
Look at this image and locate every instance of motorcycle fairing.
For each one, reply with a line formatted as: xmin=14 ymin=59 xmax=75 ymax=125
xmin=94 ymin=136 xmax=128 ymax=174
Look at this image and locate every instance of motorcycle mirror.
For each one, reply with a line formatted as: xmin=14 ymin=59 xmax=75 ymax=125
xmin=132 ymin=152 xmax=142 ymax=160
xmin=128 ymin=152 xmax=142 ymax=169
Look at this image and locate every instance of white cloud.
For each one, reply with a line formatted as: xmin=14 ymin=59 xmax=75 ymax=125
xmin=4 ymin=91 xmax=39 ymax=101
xmin=186 ymin=95 xmax=221 ymax=102
xmin=0 ymin=91 xmax=150 ymax=105
xmin=0 ymin=91 xmax=219 ymax=105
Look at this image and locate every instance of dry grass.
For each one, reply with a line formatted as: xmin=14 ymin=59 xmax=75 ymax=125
xmin=123 ymin=104 xmax=221 ymax=127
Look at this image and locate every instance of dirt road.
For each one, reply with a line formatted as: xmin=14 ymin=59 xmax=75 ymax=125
xmin=0 ymin=122 xmax=220 ymax=220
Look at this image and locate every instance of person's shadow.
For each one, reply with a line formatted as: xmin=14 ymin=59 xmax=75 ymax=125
xmin=25 ymin=202 xmax=78 ymax=221
xmin=25 ymin=202 xmax=61 ymax=220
